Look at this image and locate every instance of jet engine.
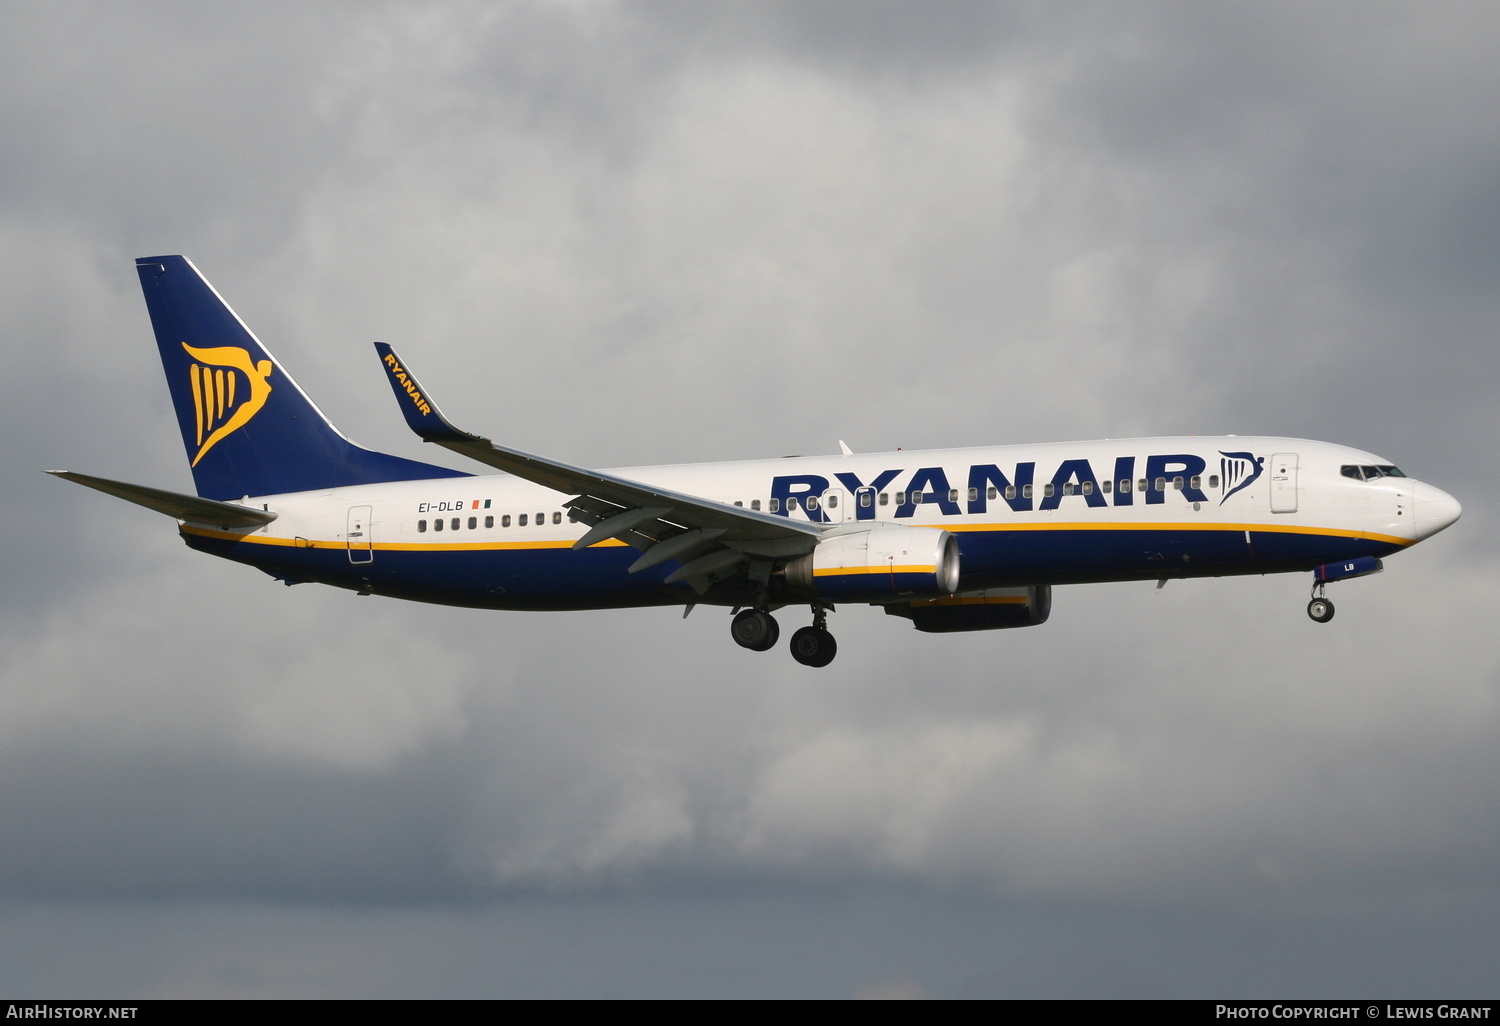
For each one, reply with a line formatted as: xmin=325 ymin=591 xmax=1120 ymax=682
xmin=784 ymin=525 xmax=960 ymax=601
xmin=885 ymin=585 xmax=1052 ymax=633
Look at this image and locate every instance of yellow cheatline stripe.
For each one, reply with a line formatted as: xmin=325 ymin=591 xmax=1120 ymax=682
xmin=941 ymin=519 xmax=1413 ymax=547
xmin=183 ymin=522 xmax=1410 ymax=553
xmin=377 ymin=539 xmax=584 ymax=552
xmin=180 ymin=524 xmax=628 ymax=552
xmin=813 ymin=564 xmax=936 ymax=577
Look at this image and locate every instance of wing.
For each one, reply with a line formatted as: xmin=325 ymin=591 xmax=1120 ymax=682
xmin=374 ymin=343 xmax=820 ymax=590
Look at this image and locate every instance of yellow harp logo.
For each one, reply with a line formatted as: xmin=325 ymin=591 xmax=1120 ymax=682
xmin=183 ymin=343 xmax=274 ymax=466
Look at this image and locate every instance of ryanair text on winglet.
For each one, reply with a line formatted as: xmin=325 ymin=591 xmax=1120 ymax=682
xmin=383 ymin=353 xmax=432 ymax=417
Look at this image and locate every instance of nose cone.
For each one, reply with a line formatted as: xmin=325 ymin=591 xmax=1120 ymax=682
xmin=1412 ymin=481 xmax=1462 ymax=541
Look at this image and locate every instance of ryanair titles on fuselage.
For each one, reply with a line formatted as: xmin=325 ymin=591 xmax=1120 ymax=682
xmin=402 ymin=451 xmax=1263 ymax=520
xmin=768 ymin=450 xmax=1258 ymax=523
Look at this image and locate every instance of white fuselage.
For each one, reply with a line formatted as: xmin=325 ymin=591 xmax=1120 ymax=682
xmin=179 ymin=435 xmax=1460 ymax=611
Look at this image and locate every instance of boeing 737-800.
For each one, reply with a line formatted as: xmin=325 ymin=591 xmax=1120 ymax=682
xmin=50 ymin=256 xmax=1462 ymax=667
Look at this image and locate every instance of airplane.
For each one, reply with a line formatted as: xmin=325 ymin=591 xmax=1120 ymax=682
xmin=50 ymin=256 xmax=1462 ymax=667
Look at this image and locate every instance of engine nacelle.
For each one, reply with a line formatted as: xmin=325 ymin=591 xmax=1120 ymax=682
xmin=885 ymin=586 xmax=1052 ymax=633
xmin=784 ymin=525 xmax=960 ymax=601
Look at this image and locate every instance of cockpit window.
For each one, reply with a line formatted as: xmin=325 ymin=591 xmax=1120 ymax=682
xmin=1342 ymin=464 xmax=1407 ymax=482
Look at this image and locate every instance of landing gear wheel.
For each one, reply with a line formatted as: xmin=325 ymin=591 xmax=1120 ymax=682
xmin=732 ymin=609 xmax=780 ymax=651
xmin=789 ymin=626 xmax=838 ymax=667
xmin=1307 ymin=597 xmax=1335 ymax=623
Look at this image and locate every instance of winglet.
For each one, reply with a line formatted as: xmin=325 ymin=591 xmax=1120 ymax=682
xmin=374 ymin=342 xmax=483 ymax=445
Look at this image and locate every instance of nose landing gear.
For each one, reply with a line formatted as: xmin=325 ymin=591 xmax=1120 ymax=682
xmin=1307 ymin=590 xmax=1335 ymax=623
xmin=1306 ymin=557 xmax=1382 ymax=623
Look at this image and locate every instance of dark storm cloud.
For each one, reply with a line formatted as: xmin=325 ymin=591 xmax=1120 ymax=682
xmin=1 ymin=0 xmax=1496 ymax=997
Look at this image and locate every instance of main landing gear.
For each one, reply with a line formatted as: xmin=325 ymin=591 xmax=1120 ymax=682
xmin=790 ymin=604 xmax=837 ymax=668
xmin=1307 ymin=581 xmax=1335 ymax=623
xmin=731 ymin=604 xmax=838 ymax=667
xmin=731 ymin=608 xmax=780 ymax=651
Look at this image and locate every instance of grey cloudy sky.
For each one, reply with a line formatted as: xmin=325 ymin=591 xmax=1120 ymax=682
xmin=1 ymin=1 xmax=1496 ymax=998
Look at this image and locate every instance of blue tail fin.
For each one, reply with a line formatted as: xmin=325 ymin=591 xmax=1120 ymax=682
xmin=136 ymin=256 xmax=468 ymax=499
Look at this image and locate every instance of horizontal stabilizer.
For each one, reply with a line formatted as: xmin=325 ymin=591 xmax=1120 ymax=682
xmin=46 ymin=471 xmax=278 ymax=529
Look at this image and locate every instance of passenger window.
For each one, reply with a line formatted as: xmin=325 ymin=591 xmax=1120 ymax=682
xmin=827 ymin=494 xmax=837 ymax=508
xmin=1022 ymin=484 xmax=1033 ymax=499
xmin=1043 ymin=483 xmax=1055 ymax=498
xmin=859 ymin=491 xmax=872 ymax=507
xmin=485 ymin=516 xmax=494 ymax=528
xmin=468 ymin=516 xmax=477 ymax=530
xmin=734 ymin=500 xmax=743 ymax=507
xmin=911 ymin=492 xmax=923 ymax=505
xmin=895 ymin=492 xmax=906 ymax=505
xmin=1004 ymin=485 xmax=1016 ymax=500
xmin=1101 ymin=480 xmax=1111 ymax=494
xmin=1154 ymin=478 xmax=1166 ymax=493
xmin=988 ymin=486 xmax=997 ymax=501
xmin=948 ymin=489 xmax=959 ymax=503
xmin=535 ymin=512 xmax=544 ymax=525
xmin=553 ymin=512 xmax=562 ymax=524
xmin=1173 ymin=476 xmax=1184 ymax=490
xmin=805 ymin=496 xmax=818 ymax=511
xmin=502 ymin=514 xmax=511 ymax=527
xmin=768 ymin=498 xmax=780 ymax=513
xmin=1119 ymin=479 xmax=1131 ymax=493
xmin=417 ymin=519 xmax=427 ymax=533
xmin=879 ymin=492 xmax=889 ymax=506
xmin=1208 ymin=475 xmax=1219 ymax=489
xmin=452 ymin=518 xmax=460 ymax=531
xmin=1082 ymin=481 xmax=1093 ymax=495
xmin=969 ymin=487 xmax=979 ymax=503
xmin=751 ymin=499 xmax=761 ymax=511
xmin=1138 ymin=479 xmax=1148 ymax=493
xmin=787 ymin=497 xmax=799 ymax=510
xmin=1189 ymin=475 xmax=1201 ymax=490
xmin=1062 ymin=482 xmax=1074 ymax=496
xmin=519 ymin=514 xmax=528 ymax=526
xmin=433 ymin=518 xmax=444 ymax=532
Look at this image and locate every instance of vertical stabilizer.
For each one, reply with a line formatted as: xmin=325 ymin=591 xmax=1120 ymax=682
xmin=136 ymin=256 xmax=467 ymax=499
